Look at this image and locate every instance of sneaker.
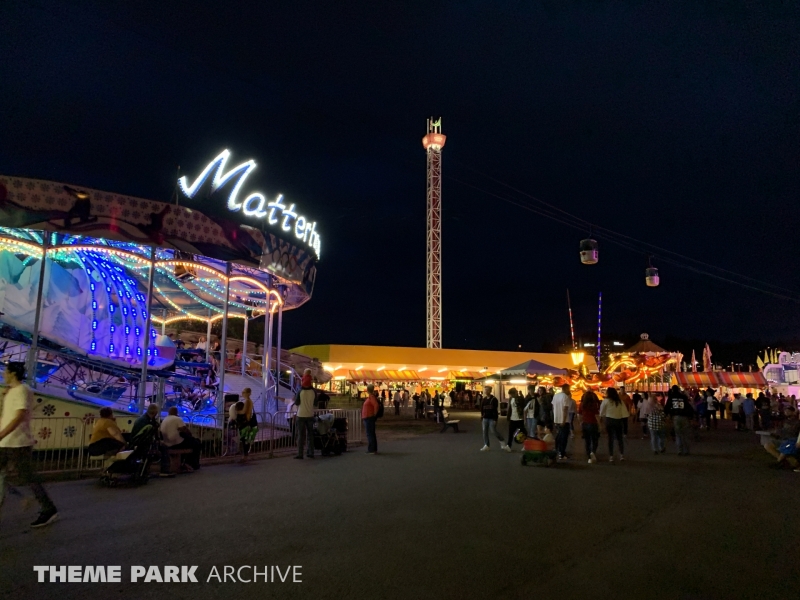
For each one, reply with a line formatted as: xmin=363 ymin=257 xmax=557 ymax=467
xmin=619 ymin=455 xmax=625 ymax=461
xmin=660 ymin=448 xmax=666 ymax=454
xmin=609 ymin=456 xmax=615 ymax=462
xmin=502 ymin=445 xmax=511 ymax=453
xmin=654 ymin=451 xmax=659 ymax=455
xmin=31 ymin=509 xmax=58 ymax=528
xmin=588 ymin=458 xmax=595 ymax=464
xmin=590 ymin=452 xmax=597 ymax=463
xmin=159 ymin=472 xmax=176 ymax=478
xmin=480 ymin=445 xmax=490 ymax=452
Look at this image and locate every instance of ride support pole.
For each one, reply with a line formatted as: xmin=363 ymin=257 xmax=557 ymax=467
xmin=26 ymin=234 xmax=48 ymax=389
xmin=138 ymin=246 xmax=156 ymax=413
xmin=275 ymin=295 xmax=283 ymax=402
xmin=262 ymin=302 xmax=274 ymax=416
xmin=216 ymin=262 xmax=231 ymax=412
xmin=241 ymin=309 xmax=249 ymax=376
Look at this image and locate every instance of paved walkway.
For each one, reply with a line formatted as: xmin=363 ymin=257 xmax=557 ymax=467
xmin=1 ymin=413 xmax=798 ymax=600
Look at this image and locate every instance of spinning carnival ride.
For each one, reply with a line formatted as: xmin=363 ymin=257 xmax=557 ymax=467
xmin=0 ymin=155 xmax=318 ymax=418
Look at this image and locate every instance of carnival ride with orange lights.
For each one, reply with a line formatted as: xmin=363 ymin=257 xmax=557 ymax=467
xmin=530 ymin=352 xmax=679 ymax=391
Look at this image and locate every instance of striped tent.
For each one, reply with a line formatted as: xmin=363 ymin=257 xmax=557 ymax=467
xmin=672 ymin=371 xmax=767 ymax=388
xmin=348 ymin=370 xmax=419 ymax=381
xmin=449 ymin=371 xmax=485 ymax=380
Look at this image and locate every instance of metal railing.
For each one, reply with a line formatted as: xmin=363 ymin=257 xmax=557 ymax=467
xmin=25 ymin=416 xmax=107 ymax=476
xmin=189 ymin=409 xmax=363 ymax=461
xmin=11 ymin=409 xmax=364 ymax=479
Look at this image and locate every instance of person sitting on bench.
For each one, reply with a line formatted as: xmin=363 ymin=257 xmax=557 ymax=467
xmin=87 ymin=407 xmax=126 ymax=456
xmin=160 ymin=407 xmax=201 ymax=472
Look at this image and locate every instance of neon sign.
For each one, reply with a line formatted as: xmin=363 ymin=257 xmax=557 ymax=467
xmin=178 ymin=149 xmax=321 ymax=258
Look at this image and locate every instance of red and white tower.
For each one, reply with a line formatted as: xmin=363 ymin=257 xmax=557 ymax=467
xmin=423 ymin=117 xmax=446 ymax=349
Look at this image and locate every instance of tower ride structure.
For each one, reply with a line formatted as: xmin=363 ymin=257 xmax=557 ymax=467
xmin=422 ymin=117 xmax=446 ymax=349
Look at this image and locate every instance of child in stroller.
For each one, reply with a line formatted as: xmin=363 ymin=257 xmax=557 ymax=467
xmin=97 ymin=423 xmax=159 ymax=487
xmin=313 ymin=414 xmax=348 ymax=456
xmin=519 ymin=425 xmax=559 ymax=467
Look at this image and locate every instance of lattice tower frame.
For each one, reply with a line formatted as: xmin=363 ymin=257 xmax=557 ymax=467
xmin=426 ymin=147 xmax=442 ymax=349
xmin=423 ymin=118 xmax=446 ymax=349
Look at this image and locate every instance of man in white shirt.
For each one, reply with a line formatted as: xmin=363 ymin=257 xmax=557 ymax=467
xmin=159 ymin=407 xmax=201 ymax=472
xmin=0 ymin=362 xmax=58 ymax=527
xmin=731 ymin=393 xmax=744 ymax=431
xmin=551 ymin=384 xmax=572 ymax=459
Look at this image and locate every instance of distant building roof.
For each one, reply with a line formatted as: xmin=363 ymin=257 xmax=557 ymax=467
xmin=290 ymin=344 xmax=598 ymax=376
xmin=624 ymin=338 xmax=667 ymax=354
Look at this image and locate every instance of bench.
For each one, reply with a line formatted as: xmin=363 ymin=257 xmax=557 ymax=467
xmin=439 ymin=410 xmax=461 ymax=433
xmin=165 ymin=448 xmax=193 ymax=474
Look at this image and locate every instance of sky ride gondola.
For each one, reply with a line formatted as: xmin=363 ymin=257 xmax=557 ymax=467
xmin=579 ymin=238 xmax=598 ymax=265
xmin=646 ymin=256 xmax=660 ymax=287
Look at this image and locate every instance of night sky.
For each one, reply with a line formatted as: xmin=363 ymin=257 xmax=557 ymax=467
xmin=1 ymin=2 xmax=798 ymax=352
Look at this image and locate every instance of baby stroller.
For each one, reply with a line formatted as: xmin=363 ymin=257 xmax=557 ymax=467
xmin=98 ymin=424 xmax=159 ymax=487
xmin=313 ymin=414 xmax=348 ymax=456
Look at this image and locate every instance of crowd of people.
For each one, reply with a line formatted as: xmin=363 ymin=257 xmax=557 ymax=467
xmin=475 ymin=383 xmax=800 ymax=468
xmin=89 ymin=403 xmax=202 ymax=475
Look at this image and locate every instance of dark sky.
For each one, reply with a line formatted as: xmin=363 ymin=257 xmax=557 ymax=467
xmin=1 ymin=1 xmax=798 ymax=351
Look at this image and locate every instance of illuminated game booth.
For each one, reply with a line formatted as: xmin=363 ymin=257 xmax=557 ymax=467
xmin=0 ymin=150 xmax=319 ymax=423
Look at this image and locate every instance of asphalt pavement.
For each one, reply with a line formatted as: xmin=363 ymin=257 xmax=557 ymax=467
xmin=1 ymin=413 xmax=797 ymax=600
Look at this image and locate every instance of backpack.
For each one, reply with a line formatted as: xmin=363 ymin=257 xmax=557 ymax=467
xmin=376 ymin=398 xmax=384 ymax=419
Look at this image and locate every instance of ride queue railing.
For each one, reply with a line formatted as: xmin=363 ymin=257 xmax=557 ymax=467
xmin=13 ymin=409 xmax=364 ymax=479
xmin=189 ymin=409 xmax=363 ymax=461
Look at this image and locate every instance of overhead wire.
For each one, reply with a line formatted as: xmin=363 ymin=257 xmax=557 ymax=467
xmin=445 ymin=170 xmax=800 ymax=303
xmin=450 ymin=158 xmax=799 ymax=297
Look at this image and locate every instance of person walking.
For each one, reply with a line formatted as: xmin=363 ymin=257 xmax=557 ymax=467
xmin=664 ymin=385 xmax=695 ymax=456
xmin=479 ymin=386 xmax=506 ymax=451
xmin=638 ymin=392 xmax=654 ymax=438
xmin=756 ymin=392 xmax=772 ymax=430
xmin=705 ymin=389 xmax=718 ymax=430
xmin=568 ymin=394 xmax=577 ymax=439
xmin=362 ymin=384 xmax=380 ymax=454
xmin=393 ymin=389 xmax=401 ymax=416
xmin=0 ymin=362 xmax=58 ymax=527
xmin=693 ymin=391 xmax=707 ymax=430
xmin=618 ymin=387 xmax=633 ymax=438
xmin=742 ymin=393 xmax=756 ymax=431
xmin=523 ymin=385 xmax=538 ymax=439
xmin=579 ymin=388 xmax=601 ymax=463
xmin=293 ymin=372 xmax=317 ymax=460
xmin=505 ymin=388 xmax=525 ymax=452
xmin=600 ymin=387 xmax=629 ymax=462
xmin=552 ymin=384 xmax=572 ymax=460
xmin=647 ymin=398 xmax=667 ymax=454
xmin=731 ymin=393 xmax=743 ymax=431
xmin=538 ymin=387 xmax=554 ymax=431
